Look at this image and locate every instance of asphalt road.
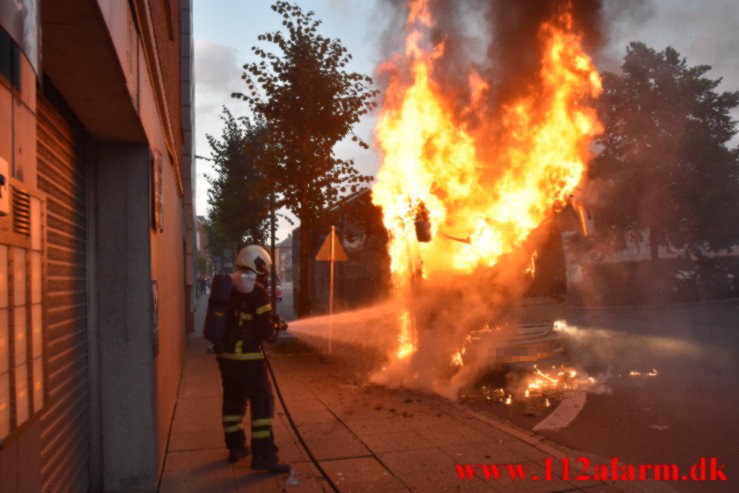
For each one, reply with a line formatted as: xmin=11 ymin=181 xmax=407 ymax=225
xmin=468 ymin=299 xmax=739 ymax=492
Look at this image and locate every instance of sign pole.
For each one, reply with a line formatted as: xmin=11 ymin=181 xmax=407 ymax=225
xmin=315 ymin=225 xmax=347 ymax=356
xmin=329 ymin=225 xmax=335 ymax=355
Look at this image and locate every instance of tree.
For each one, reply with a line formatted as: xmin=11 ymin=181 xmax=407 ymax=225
xmin=206 ymin=107 xmax=271 ymax=257
xmin=233 ymin=1 xmax=377 ymax=316
xmin=589 ymin=42 xmax=739 ymax=260
xmin=195 ymin=248 xmax=209 ymax=276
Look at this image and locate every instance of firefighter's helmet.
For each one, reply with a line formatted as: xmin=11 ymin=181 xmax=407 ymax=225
xmin=236 ymin=245 xmax=272 ymax=275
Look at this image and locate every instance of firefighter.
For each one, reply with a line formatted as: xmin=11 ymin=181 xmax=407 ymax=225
xmin=217 ymin=245 xmax=290 ymax=473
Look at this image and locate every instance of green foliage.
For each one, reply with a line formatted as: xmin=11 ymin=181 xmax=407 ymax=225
xmin=195 ymin=249 xmax=209 ymax=275
xmin=232 ymin=1 xmax=377 ymax=315
xmin=232 ymin=0 xmax=377 ymax=213
xmin=206 ymin=107 xmax=271 ymax=253
xmin=589 ymin=42 xmax=739 ymax=257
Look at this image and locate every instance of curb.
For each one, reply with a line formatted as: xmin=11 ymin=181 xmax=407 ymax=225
xmin=454 ymin=402 xmax=673 ymax=493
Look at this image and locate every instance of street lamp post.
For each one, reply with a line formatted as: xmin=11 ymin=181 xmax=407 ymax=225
xmin=270 ymin=191 xmax=277 ymax=309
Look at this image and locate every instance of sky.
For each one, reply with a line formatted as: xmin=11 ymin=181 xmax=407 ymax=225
xmin=192 ymin=0 xmax=739 ymax=243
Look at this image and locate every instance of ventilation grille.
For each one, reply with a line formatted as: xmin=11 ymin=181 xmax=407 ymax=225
xmin=12 ymin=186 xmax=31 ymax=235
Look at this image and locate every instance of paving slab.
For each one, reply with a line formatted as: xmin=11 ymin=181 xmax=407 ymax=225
xmin=320 ymin=457 xmax=409 ymax=492
xmin=379 ymin=448 xmax=494 ymax=492
xmin=159 ymin=448 xmax=236 ymax=493
xmin=295 ymin=435 xmax=372 ymax=462
xmin=168 ymin=430 xmax=225 ymax=452
xmin=233 ymin=460 xmax=327 ymax=492
xmin=339 ymin=415 xmax=421 ymax=436
xmin=498 ymin=439 xmax=554 ymax=462
xmin=439 ymin=441 xmax=531 ymax=466
xmin=161 ymin=317 xmax=638 ymax=493
xmin=447 ymin=412 xmax=520 ymax=444
xmin=475 ymin=461 xmax=575 ymax=492
xmin=358 ymin=430 xmax=434 ymax=453
xmin=289 ymin=407 xmax=337 ymax=425
xmin=413 ymin=417 xmax=492 ymax=447
xmin=169 ymin=392 xmax=221 ymax=436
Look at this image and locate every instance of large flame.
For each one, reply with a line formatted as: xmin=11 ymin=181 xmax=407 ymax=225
xmin=371 ymin=0 xmax=602 ymax=365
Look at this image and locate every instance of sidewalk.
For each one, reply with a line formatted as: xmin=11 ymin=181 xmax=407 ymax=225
xmin=159 ymin=297 xmax=634 ymax=492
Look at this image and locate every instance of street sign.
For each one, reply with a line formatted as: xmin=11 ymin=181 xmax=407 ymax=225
xmin=315 ymin=226 xmax=347 ymax=355
xmin=316 ymin=228 xmax=348 ymax=261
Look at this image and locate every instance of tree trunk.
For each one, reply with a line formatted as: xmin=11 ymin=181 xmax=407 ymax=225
xmin=270 ymin=193 xmax=277 ymax=309
xmin=298 ymin=214 xmax=311 ymax=317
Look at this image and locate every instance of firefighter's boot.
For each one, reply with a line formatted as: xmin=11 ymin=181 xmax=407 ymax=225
xmin=250 ymin=454 xmax=291 ymax=473
xmin=227 ymin=446 xmax=251 ymax=464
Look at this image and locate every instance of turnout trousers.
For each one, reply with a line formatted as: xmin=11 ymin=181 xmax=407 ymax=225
xmin=217 ymin=358 xmax=278 ymax=458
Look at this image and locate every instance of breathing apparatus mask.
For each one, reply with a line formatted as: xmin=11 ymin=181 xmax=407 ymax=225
xmin=232 ymin=270 xmax=258 ymax=293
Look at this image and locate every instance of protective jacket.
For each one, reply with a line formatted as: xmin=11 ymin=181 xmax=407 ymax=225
xmin=215 ymin=280 xmax=280 ymax=461
xmin=218 ymin=283 xmax=275 ymax=360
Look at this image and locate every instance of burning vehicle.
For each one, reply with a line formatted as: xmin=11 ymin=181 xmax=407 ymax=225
xmin=455 ymin=199 xmax=594 ymax=365
xmin=366 ymin=0 xmax=603 ymax=391
xmin=296 ymin=0 xmax=604 ymax=397
xmin=298 ymin=190 xmax=593 ymax=369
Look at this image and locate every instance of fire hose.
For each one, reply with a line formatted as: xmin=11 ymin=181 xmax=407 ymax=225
xmin=262 ymin=346 xmax=342 ymax=493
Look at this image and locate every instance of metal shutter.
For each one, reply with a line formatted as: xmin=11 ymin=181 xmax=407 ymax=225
xmin=36 ymin=96 xmax=89 ymax=493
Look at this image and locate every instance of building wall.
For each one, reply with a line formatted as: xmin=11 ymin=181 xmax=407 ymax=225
xmin=0 ymin=17 xmax=45 ymax=493
xmin=151 ymin=148 xmax=187 ymax=473
xmin=0 ymin=0 xmax=193 ymax=490
xmin=148 ymin=0 xmax=183 ymax=164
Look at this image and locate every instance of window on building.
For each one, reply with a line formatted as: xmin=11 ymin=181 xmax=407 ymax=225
xmin=0 ymin=188 xmax=45 ymax=445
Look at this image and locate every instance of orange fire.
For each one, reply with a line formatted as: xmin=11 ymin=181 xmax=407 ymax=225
xmin=371 ymin=0 xmax=602 ymax=364
xmin=396 ymin=310 xmax=415 ymax=360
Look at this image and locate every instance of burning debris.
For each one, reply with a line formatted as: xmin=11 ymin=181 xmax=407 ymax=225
xmin=461 ymin=363 xmax=599 ymax=411
xmin=627 ymin=369 xmax=659 ymax=378
xmin=368 ymin=0 xmax=604 ymax=393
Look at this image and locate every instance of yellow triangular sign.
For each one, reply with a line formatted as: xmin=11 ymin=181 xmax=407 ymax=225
xmin=316 ymin=228 xmax=348 ymax=261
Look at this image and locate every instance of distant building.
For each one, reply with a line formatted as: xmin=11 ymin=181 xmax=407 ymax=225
xmin=196 ymin=215 xmax=210 ymax=276
xmin=292 ymin=191 xmax=390 ymax=315
xmin=276 ymin=235 xmax=293 ymax=282
xmin=0 ymin=1 xmax=195 ymax=491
